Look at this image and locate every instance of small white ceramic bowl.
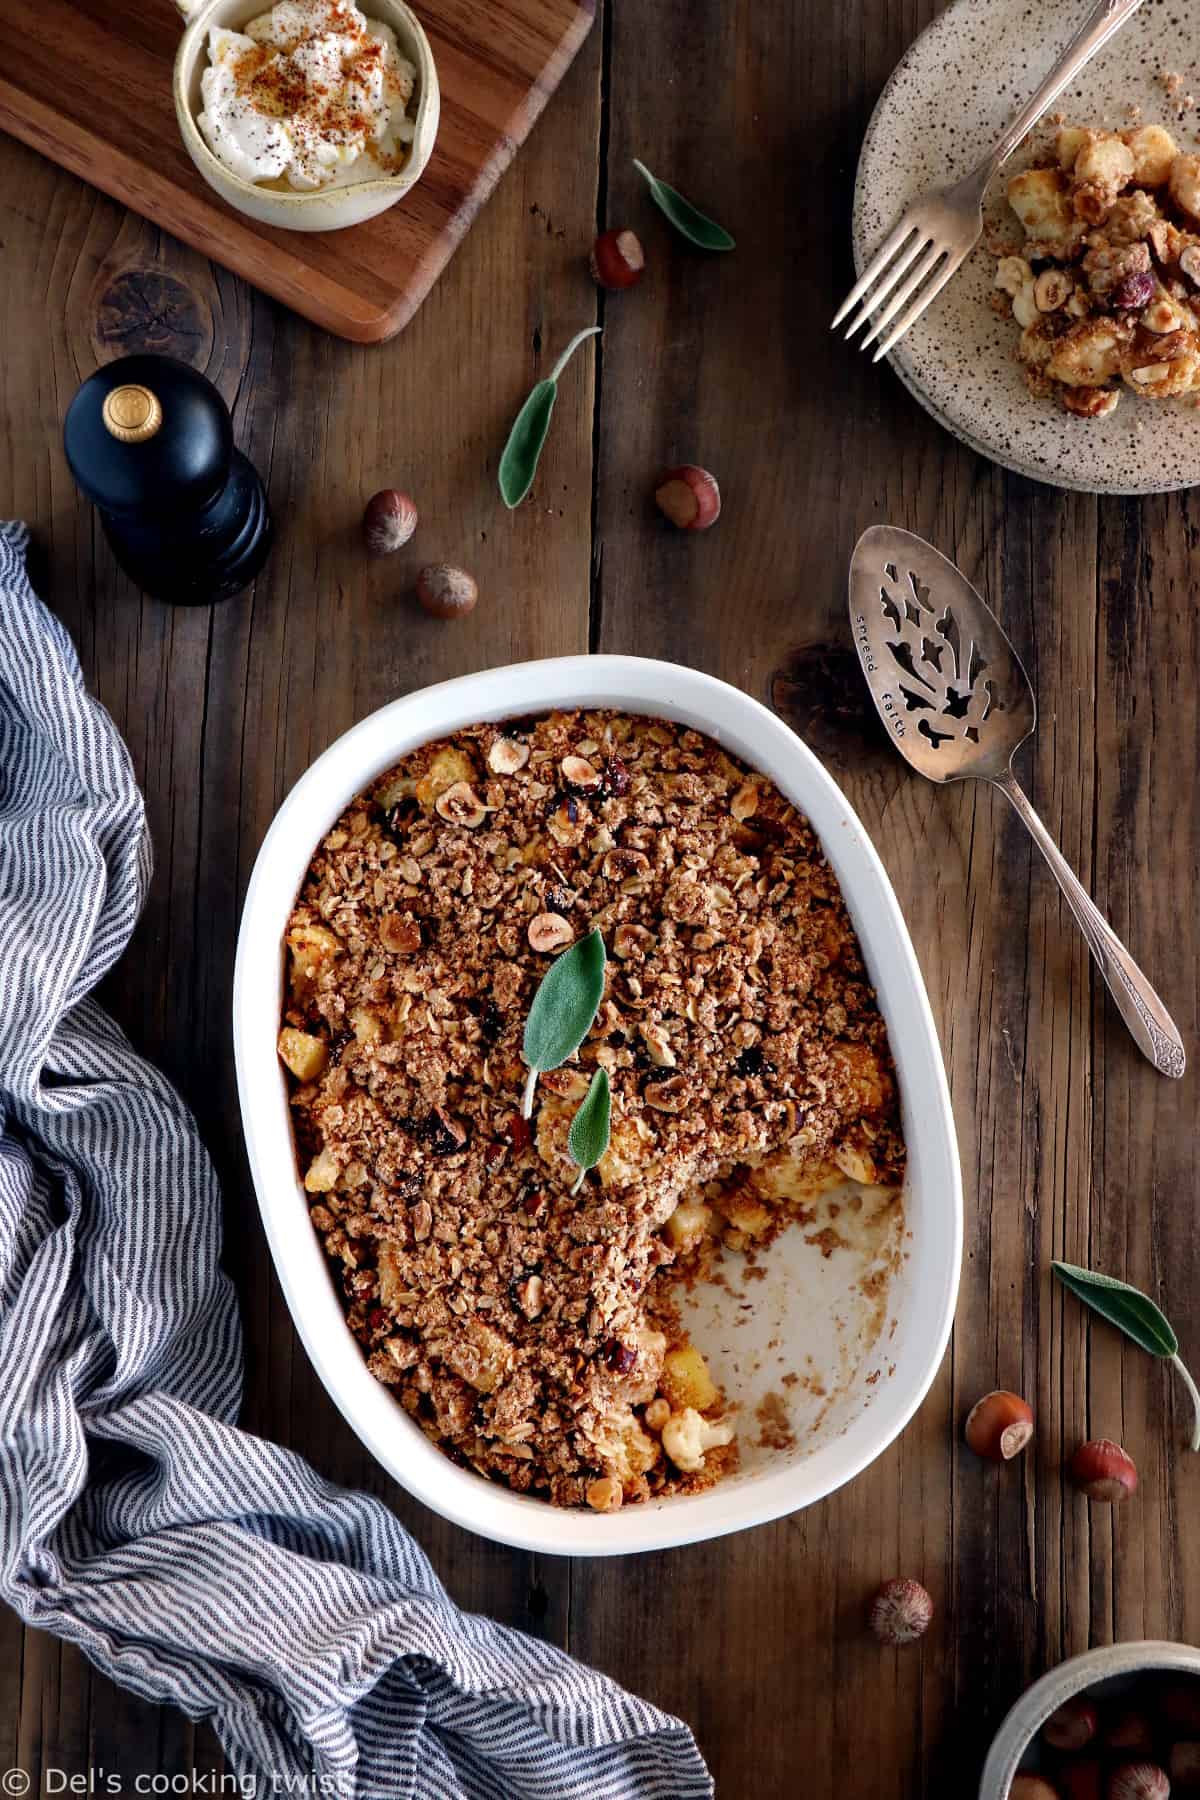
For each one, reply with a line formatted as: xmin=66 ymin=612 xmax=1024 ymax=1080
xmin=979 ymin=1642 xmax=1200 ymax=1798
xmin=172 ymin=0 xmax=440 ymax=232
xmin=233 ymin=656 xmax=962 ymax=1554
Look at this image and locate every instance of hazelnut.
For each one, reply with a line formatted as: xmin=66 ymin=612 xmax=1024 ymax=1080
xmin=655 ymin=464 xmax=721 ymax=531
xmin=867 ymin=1577 xmax=933 ymax=1646
xmin=363 ymin=488 xmax=418 ymax=554
xmin=1180 ymin=245 xmax=1200 ymax=286
xmin=528 ymin=912 xmax=574 ymax=953
xmin=1143 ymin=296 xmax=1182 ymax=333
xmin=1035 ymin=268 xmax=1074 ymax=312
xmin=1044 ymin=1698 xmax=1099 ymax=1753
xmin=644 ymin=1397 xmax=671 ymax=1431
xmin=1069 ymin=1438 xmax=1138 ymax=1502
xmin=586 ymin=1475 xmax=624 ymax=1512
xmin=416 ymin=563 xmax=478 ymax=619
xmin=434 ymin=781 xmax=487 ymax=828
xmin=378 ymin=912 xmax=421 ymax=955
xmin=590 ymin=227 xmax=646 ymax=290
xmin=1010 ymin=1781 xmax=1062 ymax=1800
xmin=1062 ymin=386 xmax=1121 ymax=419
xmin=963 ymin=1389 xmax=1035 ymax=1461
xmin=1162 ymin=1682 xmax=1200 ymax=1733
xmin=1061 ymin=1762 xmax=1104 ymax=1800
xmin=513 ymin=1273 xmax=544 ymax=1319
xmin=561 ymin=754 xmax=601 ymax=790
xmin=1108 ymin=1764 xmax=1169 ymax=1800
xmin=488 ymin=736 xmax=529 ymax=774
xmin=1168 ymin=1741 xmax=1200 ymax=1786
xmin=1105 ymin=1711 xmax=1155 ymax=1755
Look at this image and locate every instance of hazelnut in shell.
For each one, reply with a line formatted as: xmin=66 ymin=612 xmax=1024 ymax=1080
xmin=867 ymin=1577 xmax=933 ymax=1646
xmin=590 ymin=228 xmax=645 ymax=290
xmin=1068 ymin=1439 xmax=1138 ymax=1503
xmin=964 ymin=1389 xmax=1035 ymax=1462
xmin=1107 ymin=1763 xmax=1169 ymax=1800
xmin=655 ymin=465 xmax=721 ymax=531
xmin=363 ymin=488 xmax=418 ymax=554
xmin=1043 ymin=1697 xmax=1099 ymax=1753
xmin=416 ymin=564 xmax=478 ymax=620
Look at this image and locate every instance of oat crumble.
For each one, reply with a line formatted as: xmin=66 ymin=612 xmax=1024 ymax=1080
xmin=278 ymin=711 xmax=905 ymax=1510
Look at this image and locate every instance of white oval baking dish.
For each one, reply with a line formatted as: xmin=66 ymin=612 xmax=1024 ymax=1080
xmin=233 ymin=656 xmax=962 ymax=1554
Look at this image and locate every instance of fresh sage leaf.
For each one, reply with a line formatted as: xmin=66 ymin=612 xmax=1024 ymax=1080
xmin=568 ymin=1068 xmax=611 ymax=1195
xmin=498 ymin=326 xmax=601 ymax=509
xmin=1053 ymin=1260 xmax=1200 ymax=1451
xmin=633 ymin=158 xmax=735 ymax=252
xmin=521 ymin=927 xmax=606 ymax=1116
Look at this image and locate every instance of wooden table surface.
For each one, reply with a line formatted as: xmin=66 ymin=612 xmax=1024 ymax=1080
xmin=3 ymin=1 xmax=1198 ymax=1795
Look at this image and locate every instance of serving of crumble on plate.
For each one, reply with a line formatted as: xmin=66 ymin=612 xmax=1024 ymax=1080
xmin=996 ymin=121 xmax=1200 ymax=418
xmin=852 ymin=0 xmax=1200 ymax=492
xmin=277 ymin=710 xmax=906 ymax=1512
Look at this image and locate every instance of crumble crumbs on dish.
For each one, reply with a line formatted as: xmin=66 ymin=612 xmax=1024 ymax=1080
xmin=278 ymin=711 xmax=905 ymax=1510
xmin=995 ymin=121 xmax=1200 ymax=417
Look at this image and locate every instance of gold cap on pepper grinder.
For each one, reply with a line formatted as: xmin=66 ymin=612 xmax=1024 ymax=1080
xmin=101 ymin=384 xmax=163 ymax=444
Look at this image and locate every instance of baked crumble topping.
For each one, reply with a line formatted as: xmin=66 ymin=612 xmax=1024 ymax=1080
xmin=278 ymin=710 xmax=905 ymax=1510
xmin=996 ymin=122 xmax=1200 ymax=416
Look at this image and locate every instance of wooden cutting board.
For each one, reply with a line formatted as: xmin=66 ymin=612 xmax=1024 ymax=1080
xmin=0 ymin=0 xmax=594 ymax=343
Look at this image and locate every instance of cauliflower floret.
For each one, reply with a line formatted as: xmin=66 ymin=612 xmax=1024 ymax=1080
xmin=1072 ymin=134 xmax=1136 ymax=222
xmin=661 ymin=1407 xmax=735 ymax=1475
xmin=1046 ymin=318 xmax=1130 ymax=387
xmin=995 ymin=254 xmax=1034 ymax=297
xmin=1123 ymin=124 xmax=1177 ymax=187
xmin=1121 ymin=332 xmax=1200 ymax=397
xmin=1169 ymin=153 xmax=1200 ymax=224
xmin=1008 ymin=167 xmax=1075 ymax=244
xmin=1056 ymin=125 xmax=1092 ymax=172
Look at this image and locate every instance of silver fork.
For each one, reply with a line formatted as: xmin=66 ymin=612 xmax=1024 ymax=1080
xmin=833 ymin=0 xmax=1148 ymax=361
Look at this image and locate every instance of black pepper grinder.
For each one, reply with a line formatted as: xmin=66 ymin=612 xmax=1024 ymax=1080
xmin=64 ymin=353 xmax=272 ymax=605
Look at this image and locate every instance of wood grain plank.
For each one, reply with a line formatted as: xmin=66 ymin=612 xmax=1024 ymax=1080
xmin=0 ymin=0 xmax=595 ymax=342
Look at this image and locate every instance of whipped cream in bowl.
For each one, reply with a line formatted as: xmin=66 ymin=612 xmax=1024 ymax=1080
xmin=173 ymin=0 xmax=440 ymax=233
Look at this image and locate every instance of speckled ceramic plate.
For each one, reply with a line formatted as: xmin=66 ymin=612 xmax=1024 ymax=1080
xmin=853 ymin=0 xmax=1200 ymax=493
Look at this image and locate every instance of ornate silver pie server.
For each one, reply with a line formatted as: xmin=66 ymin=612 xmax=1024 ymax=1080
xmin=848 ymin=525 xmax=1185 ymax=1079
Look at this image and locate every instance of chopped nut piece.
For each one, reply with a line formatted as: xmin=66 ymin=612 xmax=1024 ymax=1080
xmin=586 ymin=1475 xmax=624 ymax=1512
xmin=561 ymin=755 xmax=601 ymax=789
xmin=640 ymin=1022 xmax=676 ymax=1067
xmin=528 ymin=911 xmax=574 ymax=953
xmin=304 ymin=1146 xmax=340 ymax=1193
xmin=379 ymin=912 xmax=421 ymax=954
xmin=435 ymin=782 xmax=487 ymax=828
xmin=730 ymin=781 xmax=759 ymax=822
xmin=488 ymin=736 xmax=529 ymax=774
xmin=1034 ymin=268 xmax=1074 ymax=312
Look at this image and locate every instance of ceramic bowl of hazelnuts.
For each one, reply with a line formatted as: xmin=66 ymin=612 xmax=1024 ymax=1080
xmin=979 ymin=1643 xmax=1200 ymax=1800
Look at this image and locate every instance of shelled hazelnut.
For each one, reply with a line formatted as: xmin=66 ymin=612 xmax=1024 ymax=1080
xmin=1068 ymin=1439 xmax=1138 ymax=1503
xmin=964 ymin=1389 xmax=1035 ymax=1461
xmin=590 ymin=228 xmax=645 ymax=290
xmin=363 ymin=488 xmax=418 ymax=553
xmin=867 ymin=1578 xmax=933 ymax=1646
xmin=654 ymin=464 xmax=721 ymax=531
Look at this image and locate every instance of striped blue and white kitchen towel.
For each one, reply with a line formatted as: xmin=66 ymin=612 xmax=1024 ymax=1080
xmin=0 ymin=520 xmax=713 ymax=1800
